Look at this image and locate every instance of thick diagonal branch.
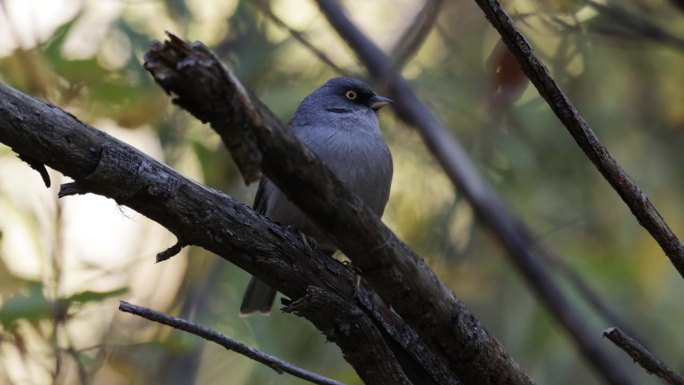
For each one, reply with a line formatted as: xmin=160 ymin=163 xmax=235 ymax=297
xmin=0 ymin=82 xmax=452 ymax=385
xmin=313 ymin=1 xmax=635 ymax=385
xmin=263 ymin=0 xmax=641 ymax=359
xmin=142 ymin=34 xmax=532 ymax=385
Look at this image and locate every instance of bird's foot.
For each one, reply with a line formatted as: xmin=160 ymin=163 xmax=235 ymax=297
xmin=287 ymin=226 xmax=318 ymax=253
xmin=342 ymin=260 xmax=363 ymax=290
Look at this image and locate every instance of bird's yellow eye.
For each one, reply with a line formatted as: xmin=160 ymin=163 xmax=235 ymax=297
xmin=345 ymin=90 xmax=357 ymax=100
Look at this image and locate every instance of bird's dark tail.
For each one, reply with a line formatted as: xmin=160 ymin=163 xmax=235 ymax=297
xmin=239 ymin=277 xmax=277 ymax=316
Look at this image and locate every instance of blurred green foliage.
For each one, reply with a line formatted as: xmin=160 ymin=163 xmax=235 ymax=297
xmin=0 ymin=0 xmax=683 ymax=384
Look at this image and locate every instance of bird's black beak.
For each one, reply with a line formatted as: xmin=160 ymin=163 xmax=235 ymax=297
xmin=370 ymin=95 xmax=393 ymax=111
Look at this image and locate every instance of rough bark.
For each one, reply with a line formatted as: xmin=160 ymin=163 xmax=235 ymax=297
xmin=0 ymin=82 xmax=453 ymax=385
xmin=141 ymin=34 xmax=532 ymax=385
xmin=604 ymin=328 xmax=684 ymax=385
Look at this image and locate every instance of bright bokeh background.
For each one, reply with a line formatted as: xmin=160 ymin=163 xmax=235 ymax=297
xmin=0 ymin=0 xmax=683 ymax=384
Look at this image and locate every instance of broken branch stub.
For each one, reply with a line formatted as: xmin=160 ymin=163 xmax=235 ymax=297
xmin=143 ymin=32 xmax=263 ymax=184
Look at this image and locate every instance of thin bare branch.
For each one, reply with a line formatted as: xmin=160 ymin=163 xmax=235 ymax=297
xmin=540 ymin=246 xmax=646 ymax=344
xmin=383 ymin=0 xmax=444 ymax=84
xmin=582 ymin=0 xmax=684 ymax=51
xmin=119 ymin=301 xmax=346 ymax=385
xmin=603 ymin=328 xmax=684 ymax=385
xmin=671 ymin=0 xmax=684 ymax=12
xmin=312 ymin=1 xmax=635 ymax=384
xmin=473 ymin=0 xmax=684 ymax=277
xmin=251 ymin=2 xmax=351 ymax=76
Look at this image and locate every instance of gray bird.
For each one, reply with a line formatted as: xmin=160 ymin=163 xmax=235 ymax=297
xmin=240 ymin=77 xmax=394 ymax=315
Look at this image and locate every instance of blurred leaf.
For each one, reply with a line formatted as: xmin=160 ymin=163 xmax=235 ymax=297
xmin=65 ymin=287 xmax=128 ymax=305
xmin=39 ymin=15 xmax=165 ymax=127
xmin=0 ymin=281 xmax=51 ymax=330
xmin=40 ymin=15 xmax=112 ymax=86
xmin=166 ymin=0 xmax=191 ymax=24
xmin=42 ymin=15 xmax=80 ymax=60
xmin=0 ymin=49 xmax=53 ymax=96
xmin=0 ymin=255 xmax=27 ymax=295
xmin=486 ymin=41 xmax=529 ymax=109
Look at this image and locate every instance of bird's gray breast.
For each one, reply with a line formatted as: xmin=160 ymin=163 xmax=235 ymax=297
xmin=263 ymin=118 xmax=392 ymax=250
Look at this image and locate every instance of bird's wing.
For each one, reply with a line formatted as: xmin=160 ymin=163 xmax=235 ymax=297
xmin=252 ymin=178 xmax=269 ymax=214
xmin=253 ymin=118 xmax=293 ymax=215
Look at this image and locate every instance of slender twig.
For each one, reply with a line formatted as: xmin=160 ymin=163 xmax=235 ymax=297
xmin=64 ymin=342 xmax=89 ymax=385
xmin=603 ymin=328 xmax=684 ymax=385
xmin=313 ymin=1 xmax=635 ymax=385
xmin=540 ymin=246 xmax=645 ymax=343
xmin=671 ymin=0 xmax=684 ymax=12
xmin=251 ymin=2 xmax=351 ymax=76
xmin=473 ymin=0 xmax=684 ymax=277
xmin=118 ymin=301 xmax=346 ymax=385
xmin=581 ymin=0 xmax=684 ymax=51
xmin=381 ymin=0 xmax=443 ymax=85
